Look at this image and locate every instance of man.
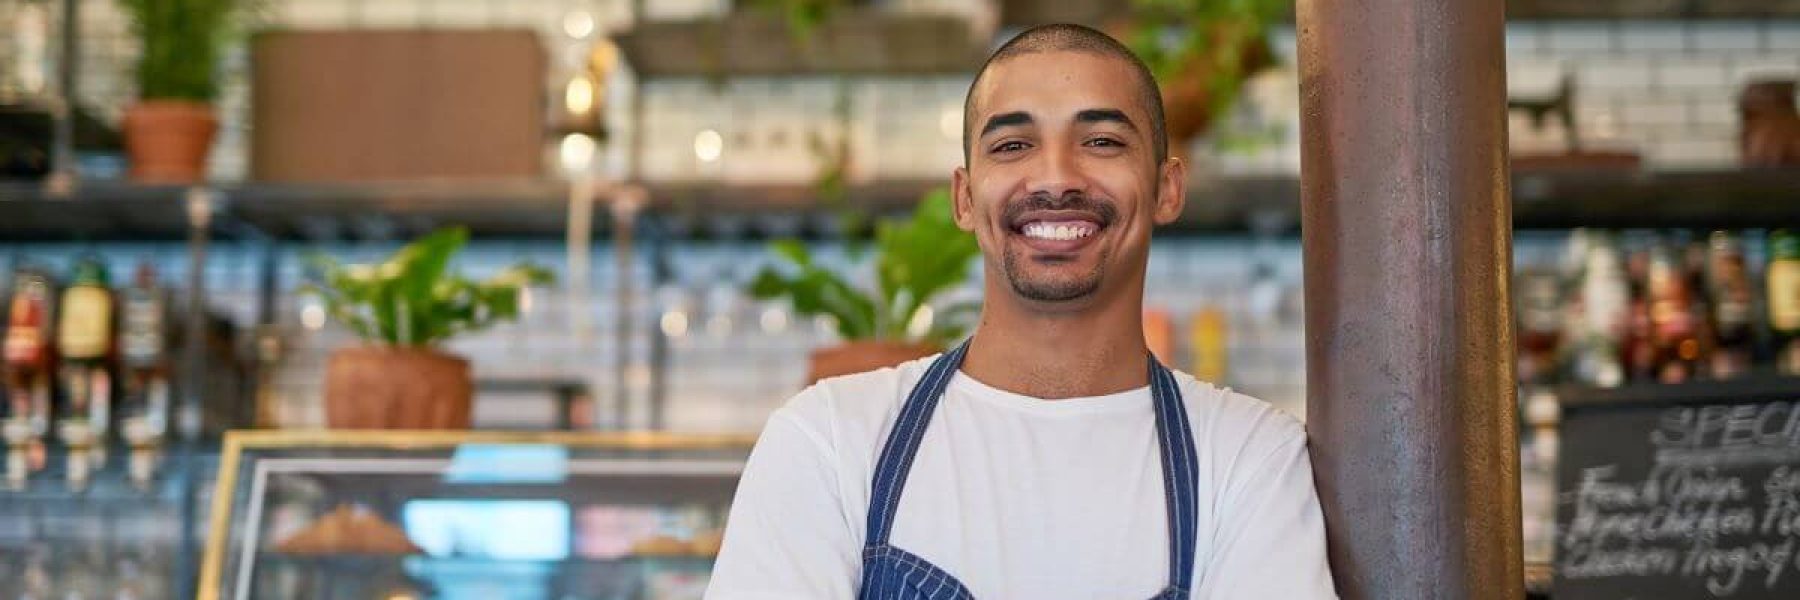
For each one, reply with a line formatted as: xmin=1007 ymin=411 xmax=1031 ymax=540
xmin=707 ymin=24 xmax=1335 ymax=599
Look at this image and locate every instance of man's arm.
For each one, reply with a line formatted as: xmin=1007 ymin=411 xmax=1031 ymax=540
xmin=706 ymin=406 xmax=858 ymax=599
xmin=1196 ymin=434 xmax=1339 ymax=599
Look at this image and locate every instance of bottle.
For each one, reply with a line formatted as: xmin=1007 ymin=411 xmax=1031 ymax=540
xmin=1647 ymin=244 xmax=1701 ymax=383
xmin=119 ymin=263 xmax=170 ymax=489
xmin=1571 ymin=237 xmax=1628 ymax=387
xmin=55 ymin=256 xmax=113 ymax=488
xmin=1619 ymin=234 xmax=1661 ymax=382
xmin=1188 ymin=305 xmax=1229 ymax=384
xmin=1770 ymin=229 xmax=1800 ymax=374
xmin=2 ymin=266 xmax=55 ymax=489
xmin=1515 ymin=270 xmax=1563 ymax=384
xmin=1706 ymin=232 xmax=1756 ymax=379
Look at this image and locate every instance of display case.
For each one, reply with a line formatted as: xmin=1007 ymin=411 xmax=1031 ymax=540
xmin=198 ymin=431 xmax=755 ymax=600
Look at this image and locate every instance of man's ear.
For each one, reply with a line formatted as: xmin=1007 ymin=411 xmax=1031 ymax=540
xmin=952 ymin=166 xmax=977 ymax=232
xmin=1153 ymin=157 xmax=1187 ymax=225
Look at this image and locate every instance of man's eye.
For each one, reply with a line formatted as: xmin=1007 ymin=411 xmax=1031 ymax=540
xmin=991 ymin=141 xmax=1028 ymax=153
xmin=1085 ymin=138 xmax=1124 ymax=148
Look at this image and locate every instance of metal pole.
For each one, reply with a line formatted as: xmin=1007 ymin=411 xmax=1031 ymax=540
xmin=612 ymin=188 xmax=644 ymax=430
xmin=175 ymin=187 xmax=215 ymax=600
xmin=1297 ymin=0 xmax=1520 ymax=598
xmin=567 ymin=180 xmax=596 ymax=427
xmin=47 ymin=0 xmax=79 ymax=194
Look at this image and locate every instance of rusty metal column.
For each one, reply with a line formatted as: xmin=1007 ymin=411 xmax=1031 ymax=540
xmin=1297 ymin=0 xmax=1520 ymax=598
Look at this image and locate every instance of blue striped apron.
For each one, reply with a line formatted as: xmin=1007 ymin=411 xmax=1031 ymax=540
xmin=857 ymin=341 xmax=1200 ymax=599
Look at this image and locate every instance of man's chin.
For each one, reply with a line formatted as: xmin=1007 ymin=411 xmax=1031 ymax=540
xmin=1007 ymin=274 xmax=1102 ymax=304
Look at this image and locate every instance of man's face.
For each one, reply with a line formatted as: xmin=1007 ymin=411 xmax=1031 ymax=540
xmin=954 ymin=51 xmax=1184 ymax=309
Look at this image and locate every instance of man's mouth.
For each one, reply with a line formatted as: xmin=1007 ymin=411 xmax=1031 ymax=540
xmin=1008 ymin=210 xmax=1108 ymax=252
xmin=1019 ymin=220 xmax=1099 ymax=241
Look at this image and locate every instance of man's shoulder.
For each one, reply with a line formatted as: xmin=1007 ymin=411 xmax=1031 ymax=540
xmin=1168 ymin=369 xmax=1308 ymax=451
xmin=768 ymin=353 xmax=940 ymax=448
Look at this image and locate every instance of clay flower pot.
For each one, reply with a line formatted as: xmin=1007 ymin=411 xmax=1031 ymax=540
xmin=122 ymin=100 xmax=217 ymax=184
xmin=806 ymin=340 xmax=941 ymax=385
xmin=324 ymin=346 xmax=472 ymax=429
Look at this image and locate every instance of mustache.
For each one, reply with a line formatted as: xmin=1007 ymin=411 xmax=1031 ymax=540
xmin=1000 ymin=192 xmax=1119 ymax=227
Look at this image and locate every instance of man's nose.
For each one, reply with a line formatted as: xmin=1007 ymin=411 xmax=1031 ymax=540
xmin=1025 ymin=144 xmax=1088 ymax=199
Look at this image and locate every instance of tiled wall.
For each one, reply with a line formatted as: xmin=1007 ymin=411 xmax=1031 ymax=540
xmin=17 ymin=2 xmax=1796 ymax=183
xmin=1502 ymin=20 xmax=1800 ymax=166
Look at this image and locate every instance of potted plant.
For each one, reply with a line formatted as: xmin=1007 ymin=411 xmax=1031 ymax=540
xmin=750 ymin=188 xmax=981 ymax=384
xmin=302 ymin=228 xmax=553 ymax=429
xmin=1116 ymin=0 xmax=1286 ymax=160
xmin=116 ymin=0 xmax=253 ymax=183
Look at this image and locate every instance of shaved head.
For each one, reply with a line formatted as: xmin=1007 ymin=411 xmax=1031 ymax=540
xmin=963 ymin=24 xmax=1168 ymax=164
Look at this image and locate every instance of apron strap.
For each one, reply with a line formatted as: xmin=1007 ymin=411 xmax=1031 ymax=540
xmin=859 ymin=342 xmax=1199 ymax=596
xmin=864 ymin=340 xmax=970 ymax=546
xmin=1151 ymin=360 xmax=1200 ymax=594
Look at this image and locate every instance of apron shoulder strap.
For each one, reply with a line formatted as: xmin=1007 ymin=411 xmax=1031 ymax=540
xmin=1151 ymin=361 xmax=1201 ymax=595
xmin=864 ymin=341 xmax=970 ymax=547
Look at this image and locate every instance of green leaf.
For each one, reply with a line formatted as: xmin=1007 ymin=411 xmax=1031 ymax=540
xmin=745 ymin=186 xmax=977 ymax=344
xmin=770 ymin=239 xmax=813 ymax=267
xmin=300 ymin=227 xmax=555 ymax=347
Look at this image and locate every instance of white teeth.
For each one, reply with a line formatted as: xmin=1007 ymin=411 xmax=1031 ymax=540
xmin=1022 ymin=222 xmax=1094 ymax=241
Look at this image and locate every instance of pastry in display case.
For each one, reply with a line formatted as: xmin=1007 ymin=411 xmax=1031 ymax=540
xmin=199 ymin=430 xmax=753 ymax=600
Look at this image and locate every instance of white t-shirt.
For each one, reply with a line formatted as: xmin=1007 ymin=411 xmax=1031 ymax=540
xmin=706 ymin=356 xmax=1337 ymax=599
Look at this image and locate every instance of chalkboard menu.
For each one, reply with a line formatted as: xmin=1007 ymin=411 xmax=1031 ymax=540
xmin=1555 ymin=378 xmax=1800 ymax=599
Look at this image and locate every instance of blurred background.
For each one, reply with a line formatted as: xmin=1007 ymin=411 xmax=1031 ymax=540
xmin=0 ymin=0 xmax=1797 ymax=598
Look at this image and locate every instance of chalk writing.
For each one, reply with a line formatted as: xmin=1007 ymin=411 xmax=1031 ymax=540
xmin=1557 ymin=400 xmax=1800 ymax=599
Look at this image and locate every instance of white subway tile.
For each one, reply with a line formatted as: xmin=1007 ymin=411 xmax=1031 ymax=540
xmin=1731 ymin=57 xmax=1800 ymax=85
xmin=1545 ymin=24 xmax=1616 ymax=53
xmin=642 ymin=0 xmax=729 ymax=20
xmin=1769 ymin=23 xmax=1800 ymax=51
xmin=1575 ymin=105 xmax=1627 ymax=143
xmin=281 ymin=0 xmax=353 ymax=28
xmin=428 ymin=0 xmax=496 ymax=27
xmin=1690 ymin=22 xmax=1763 ymax=52
xmin=1690 ymin=98 xmax=1740 ymax=128
xmin=1621 ymin=99 xmax=1691 ymax=126
xmin=1655 ymin=58 xmax=1730 ymax=89
xmin=1506 ymin=23 xmax=1545 ymax=56
xmin=1575 ymin=59 xmax=1655 ymax=91
xmin=1619 ymin=23 xmax=1689 ymax=52
xmin=357 ymin=1 xmax=422 ymax=28
xmin=1507 ymin=59 xmax=1566 ymax=96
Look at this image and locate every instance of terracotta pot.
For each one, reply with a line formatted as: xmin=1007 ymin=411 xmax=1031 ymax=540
xmin=806 ymin=340 xmax=941 ymax=385
xmin=122 ymin=100 xmax=217 ymax=184
xmin=324 ymin=346 xmax=472 ymax=429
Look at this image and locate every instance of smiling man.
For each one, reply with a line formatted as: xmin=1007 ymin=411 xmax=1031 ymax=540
xmin=707 ymin=24 xmax=1336 ymax=599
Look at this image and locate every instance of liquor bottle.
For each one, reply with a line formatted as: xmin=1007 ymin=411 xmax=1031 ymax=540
xmin=2 ymin=266 xmax=55 ymax=490
xmin=1571 ymin=237 xmax=1629 ymax=387
xmin=1647 ymin=244 xmax=1702 ymax=383
xmin=1515 ymin=270 xmax=1563 ymax=384
xmin=1188 ymin=305 xmax=1229 ymax=385
xmin=118 ymin=262 xmax=170 ymax=490
xmin=55 ymin=256 xmax=113 ymax=490
xmin=1706 ymin=231 xmax=1756 ymax=379
xmin=1619 ymin=235 xmax=1660 ymax=382
xmin=1770 ymin=229 xmax=1800 ymax=374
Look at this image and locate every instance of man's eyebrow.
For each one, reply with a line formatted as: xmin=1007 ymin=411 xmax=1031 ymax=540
xmin=979 ymin=111 xmax=1033 ymax=137
xmin=1076 ymin=108 xmax=1136 ymax=130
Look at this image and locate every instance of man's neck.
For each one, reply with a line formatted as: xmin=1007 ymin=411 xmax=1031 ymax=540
xmin=961 ymin=284 xmax=1150 ymax=400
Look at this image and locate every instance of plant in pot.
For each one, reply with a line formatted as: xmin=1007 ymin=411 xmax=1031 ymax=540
xmin=750 ymin=188 xmax=981 ymax=384
xmin=1116 ymin=0 xmax=1287 ymax=161
xmin=302 ymin=228 xmax=553 ymax=429
xmin=116 ymin=0 xmax=255 ymax=183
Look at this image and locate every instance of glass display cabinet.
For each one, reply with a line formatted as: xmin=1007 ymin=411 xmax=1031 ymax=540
xmin=198 ymin=431 xmax=755 ymax=600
